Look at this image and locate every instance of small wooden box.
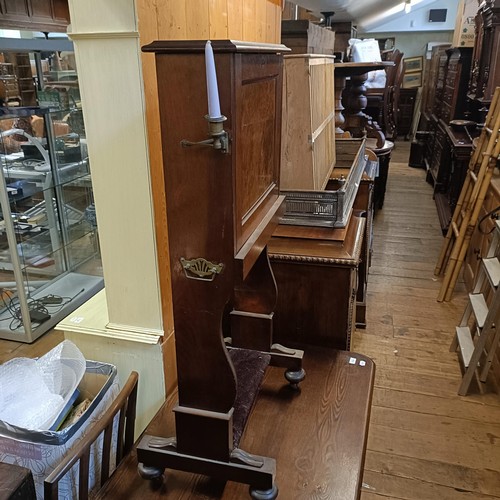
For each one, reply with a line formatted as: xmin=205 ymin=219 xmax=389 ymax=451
xmin=281 ymin=54 xmax=336 ymax=191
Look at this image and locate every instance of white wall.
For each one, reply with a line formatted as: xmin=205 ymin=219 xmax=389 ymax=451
xmin=361 ymin=0 xmax=460 ymax=32
xmin=358 ymin=30 xmax=453 ymax=58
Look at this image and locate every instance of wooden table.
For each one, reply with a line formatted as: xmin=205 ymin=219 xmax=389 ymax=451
xmin=334 ymin=61 xmax=394 ymax=145
xmin=0 ymin=462 xmax=36 ymax=500
xmin=96 ymin=348 xmax=375 ymax=500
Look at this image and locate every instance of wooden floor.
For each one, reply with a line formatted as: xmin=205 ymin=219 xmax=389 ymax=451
xmin=353 ymin=141 xmax=500 ymax=500
xmin=1 ymin=140 xmax=500 ymax=499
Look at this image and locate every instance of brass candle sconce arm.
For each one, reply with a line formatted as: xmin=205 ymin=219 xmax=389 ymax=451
xmin=181 ymin=115 xmax=230 ymax=154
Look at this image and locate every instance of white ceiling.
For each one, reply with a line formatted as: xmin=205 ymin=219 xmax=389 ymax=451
xmin=295 ymin=0 xmax=406 ymax=22
xmin=294 ymin=0 xmax=459 ymax=30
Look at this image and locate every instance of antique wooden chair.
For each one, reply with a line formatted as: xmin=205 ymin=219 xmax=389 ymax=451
xmin=44 ymin=371 xmax=139 ymax=500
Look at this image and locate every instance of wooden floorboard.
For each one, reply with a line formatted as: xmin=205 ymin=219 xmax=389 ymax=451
xmin=352 ymin=141 xmax=500 ymax=500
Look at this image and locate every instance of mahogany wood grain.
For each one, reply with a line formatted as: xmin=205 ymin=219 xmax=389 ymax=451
xmin=268 ymin=216 xmax=365 ymax=350
xmin=95 ymin=348 xmax=375 ymax=500
xmin=142 ymin=40 xmax=289 ymax=416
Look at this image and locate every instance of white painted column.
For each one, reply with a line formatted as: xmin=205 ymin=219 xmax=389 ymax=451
xmin=66 ymin=0 xmax=163 ymax=337
xmin=59 ymin=0 xmax=166 ymax=434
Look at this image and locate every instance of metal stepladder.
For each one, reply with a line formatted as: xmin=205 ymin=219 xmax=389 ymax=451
xmin=435 ymin=87 xmax=500 ymax=302
xmin=451 ymin=220 xmax=500 ymax=395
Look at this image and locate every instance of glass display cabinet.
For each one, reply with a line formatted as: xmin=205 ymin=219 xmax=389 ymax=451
xmin=0 ymin=106 xmax=103 ymax=342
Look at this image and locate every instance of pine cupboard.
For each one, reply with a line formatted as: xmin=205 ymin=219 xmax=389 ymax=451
xmin=280 ymin=54 xmax=336 ymax=190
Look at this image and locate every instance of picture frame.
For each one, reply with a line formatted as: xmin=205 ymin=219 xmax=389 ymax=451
xmin=404 ymin=56 xmax=423 ymax=73
xmin=402 ymin=71 xmax=422 ymax=88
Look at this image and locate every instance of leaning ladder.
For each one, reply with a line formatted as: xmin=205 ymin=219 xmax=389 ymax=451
xmin=435 ymin=87 xmax=500 ymax=302
xmin=450 ymin=220 xmax=500 ymax=395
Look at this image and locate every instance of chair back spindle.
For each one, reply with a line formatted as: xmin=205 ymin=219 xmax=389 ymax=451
xmin=43 ymin=371 xmax=139 ymax=500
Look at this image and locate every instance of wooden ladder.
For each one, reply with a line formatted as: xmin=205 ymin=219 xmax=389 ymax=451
xmin=435 ymin=87 xmax=500 ymax=302
xmin=450 ymin=220 xmax=500 ymax=395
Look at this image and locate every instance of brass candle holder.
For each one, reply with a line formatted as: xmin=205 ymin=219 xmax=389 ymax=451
xmin=181 ymin=115 xmax=229 ymax=154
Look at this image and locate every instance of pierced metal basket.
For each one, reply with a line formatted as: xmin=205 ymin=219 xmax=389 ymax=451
xmin=280 ymin=139 xmax=366 ymax=228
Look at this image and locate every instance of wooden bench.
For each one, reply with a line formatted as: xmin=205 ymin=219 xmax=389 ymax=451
xmin=95 ymin=348 xmax=374 ymax=500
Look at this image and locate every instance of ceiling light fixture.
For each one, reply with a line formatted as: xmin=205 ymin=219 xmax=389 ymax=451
xmin=404 ymin=0 xmax=412 ymax=13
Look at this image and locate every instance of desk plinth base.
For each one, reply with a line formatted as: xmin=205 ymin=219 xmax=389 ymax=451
xmin=137 ymin=435 xmax=277 ymax=499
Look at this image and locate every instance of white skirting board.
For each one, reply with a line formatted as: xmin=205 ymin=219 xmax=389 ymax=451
xmin=57 ymin=289 xmax=166 ymax=437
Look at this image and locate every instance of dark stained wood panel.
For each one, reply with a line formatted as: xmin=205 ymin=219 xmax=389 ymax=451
xmin=30 ymin=0 xmax=54 ymax=18
xmin=2 ymin=0 xmax=29 ymax=16
xmin=0 ymin=0 xmax=69 ymax=32
xmin=238 ymin=78 xmax=276 ymax=219
xmin=235 ymin=53 xmax=281 ymax=251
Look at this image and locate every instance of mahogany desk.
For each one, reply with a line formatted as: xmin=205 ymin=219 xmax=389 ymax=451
xmin=96 ymin=348 xmax=374 ymax=500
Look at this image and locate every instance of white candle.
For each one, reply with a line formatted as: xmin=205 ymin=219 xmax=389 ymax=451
xmin=205 ymin=40 xmax=222 ymax=119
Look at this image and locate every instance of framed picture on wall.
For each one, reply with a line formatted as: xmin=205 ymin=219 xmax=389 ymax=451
xmin=404 ymin=56 xmax=423 ymax=73
xmin=402 ymin=71 xmax=422 ymax=88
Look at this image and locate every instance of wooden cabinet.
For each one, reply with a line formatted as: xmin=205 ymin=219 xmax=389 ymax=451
xmin=469 ymin=0 xmax=500 ymax=108
xmin=329 ymin=21 xmax=357 ymax=60
xmin=427 ymin=119 xmax=473 ymax=233
xmin=140 ymin=40 xmax=303 ymax=491
xmin=397 ymin=88 xmax=417 ymax=139
xmin=2 ymin=53 xmax=36 ymax=106
xmin=280 ymin=54 xmax=336 ymax=190
xmin=0 ymin=0 xmax=69 ymax=32
xmin=428 ymin=119 xmax=449 ymax=191
xmin=440 ymin=47 xmax=473 ymax=124
xmin=280 ymin=20 xmax=336 ymax=55
xmin=421 ymin=44 xmax=450 ymax=118
xmin=352 ymin=173 xmax=375 ymax=328
xmin=269 ymin=215 xmax=365 ymax=350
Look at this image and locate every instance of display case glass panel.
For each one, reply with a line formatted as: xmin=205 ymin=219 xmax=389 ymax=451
xmin=0 ymin=106 xmax=103 ymax=342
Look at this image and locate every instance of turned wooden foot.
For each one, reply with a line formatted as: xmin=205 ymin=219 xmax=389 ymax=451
xmin=137 ymin=462 xmax=165 ymax=487
xmin=284 ymin=367 xmax=306 ymax=389
xmin=249 ymin=484 xmax=279 ymax=499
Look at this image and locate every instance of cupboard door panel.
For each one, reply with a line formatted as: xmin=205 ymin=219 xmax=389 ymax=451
xmin=0 ymin=0 xmax=69 ymax=31
xmin=3 ymin=0 xmax=29 ymax=16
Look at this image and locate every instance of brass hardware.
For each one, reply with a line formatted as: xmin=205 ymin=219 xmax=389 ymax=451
xmin=148 ymin=437 xmax=177 ymax=450
xmin=271 ymin=343 xmax=297 ymax=355
xmin=230 ymin=448 xmax=265 ymax=468
xmin=180 ymin=257 xmax=223 ymax=281
xmin=180 ymin=115 xmax=230 ymax=154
